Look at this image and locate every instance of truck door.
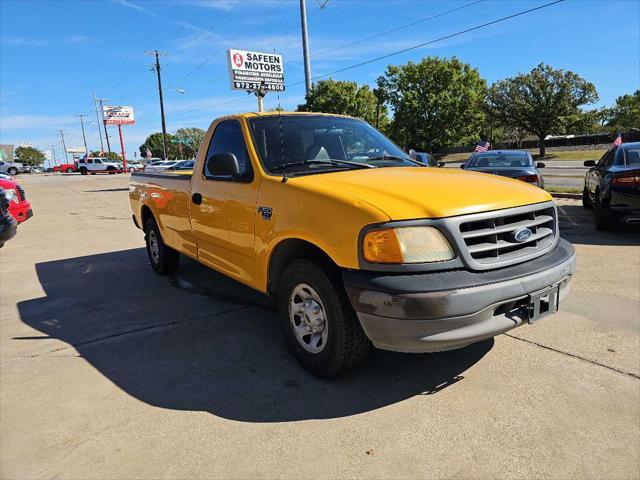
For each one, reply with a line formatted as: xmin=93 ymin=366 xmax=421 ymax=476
xmin=190 ymin=118 xmax=260 ymax=286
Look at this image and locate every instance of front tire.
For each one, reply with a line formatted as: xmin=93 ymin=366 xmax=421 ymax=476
xmin=144 ymin=217 xmax=179 ymax=274
xmin=66 ymin=168 xmax=74 ymax=173
xmin=7 ymin=167 xmax=18 ymax=176
xmin=80 ymin=167 xmax=88 ymax=175
xmin=277 ymin=260 xmax=370 ymax=378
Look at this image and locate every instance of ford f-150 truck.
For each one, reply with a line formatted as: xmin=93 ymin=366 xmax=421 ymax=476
xmin=130 ymin=112 xmax=576 ymax=377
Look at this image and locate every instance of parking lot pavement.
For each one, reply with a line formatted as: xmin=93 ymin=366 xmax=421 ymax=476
xmin=1 ymin=174 xmax=639 ymax=479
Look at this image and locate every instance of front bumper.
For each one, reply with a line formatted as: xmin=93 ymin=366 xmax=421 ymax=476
xmin=9 ymin=203 xmax=32 ymax=223
xmin=343 ymin=239 xmax=576 ymax=353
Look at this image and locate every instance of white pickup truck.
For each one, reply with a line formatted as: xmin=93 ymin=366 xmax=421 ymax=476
xmin=77 ymin=157 xmax=123 ymax=175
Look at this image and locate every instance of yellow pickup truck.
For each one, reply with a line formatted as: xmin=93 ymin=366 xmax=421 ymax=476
xmin=130 ymin=112 xmax=576 ymax=377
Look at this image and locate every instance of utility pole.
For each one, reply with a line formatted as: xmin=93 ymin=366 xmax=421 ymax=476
xmin=147 ymin=50 xmax=169 ymax=160
xmin=75 ymin=114 xmax=88 ymax=158
xmin=93 ymin=93 xmax=105 ymax=154
xmin=299 ymin=0 xmax=312 ymax=96
xmin=51 ymin=145 xmax=57 ymax=167
xmin=58 ymin=130 xmax=69 ymax=163
xmin=96 ymin=97 xmax=112 ymax=155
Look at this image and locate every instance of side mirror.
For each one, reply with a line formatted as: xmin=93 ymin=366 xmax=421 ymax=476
xmin=536 ymin=162 xmax=546 ymax=168
xmin=207 ymin=152 xmax=240 ymax=176
xmin=584 ymin=160 xmax=596 ymax=167
xmin=438 ymin=162 xmax=445 ymax=168
xmin=409 ymin=149 xmax=417 ymax=160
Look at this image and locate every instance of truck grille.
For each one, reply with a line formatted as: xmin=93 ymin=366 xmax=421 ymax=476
xmin=16 ymin=185 xmax=25 ymax=202
xmin=458 ymin=205 xmax=557 ymax=267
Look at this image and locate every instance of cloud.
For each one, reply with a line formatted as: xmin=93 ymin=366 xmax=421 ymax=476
xmin=0 ymin=36 xmax=49 ymax=47
xmin=111 ymin=0 xmax=201 ymax=31
xmin=66 ymin=35 xmax=100 ymax=44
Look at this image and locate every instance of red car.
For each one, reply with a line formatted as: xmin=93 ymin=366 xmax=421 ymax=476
xmin=52 ymin=163 xmax=77 ymax=173
xmin=0 ymin=177 xmax=33 ymax=223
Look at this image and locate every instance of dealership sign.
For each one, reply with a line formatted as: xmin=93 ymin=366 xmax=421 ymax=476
xmin=103 ymin=105 xmax=135 ymax=125
xmin=227 ymin=49 xmax=285 ymax=92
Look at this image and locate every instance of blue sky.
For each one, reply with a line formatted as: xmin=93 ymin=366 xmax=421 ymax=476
xmin=1 ymin=0 xmax=638 ymax=164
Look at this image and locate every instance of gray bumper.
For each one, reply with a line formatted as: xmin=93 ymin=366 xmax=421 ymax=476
xmin=343 ymin=239 xmax=576 ymax=353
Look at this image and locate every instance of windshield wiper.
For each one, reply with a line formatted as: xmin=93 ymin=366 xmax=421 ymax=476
xmin=272 ymin=159 xmax=375 ymax=173
xmin=366 ymin=154 xmax=425 ymax=166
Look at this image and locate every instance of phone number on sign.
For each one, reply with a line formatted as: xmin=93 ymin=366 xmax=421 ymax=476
xmin=234 ymin=82 xmax=285 ymax=91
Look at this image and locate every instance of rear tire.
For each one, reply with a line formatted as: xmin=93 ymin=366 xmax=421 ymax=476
xmin=594 ymin=193 xmax=613 ymax=231
xmin=66 ymin=167 xmax=74 ymax=173
xmin=80 ymin=167 xmax=88 ymax=175
xmin=277 ymin=259 xmax=370 ymax=378
xmin=144 ymin=217 xmax=179 ymax=274
xmin=582 ymin=187 xmax=593 ymax=209
xmin=7 ymin=167 xmax=18 ymax=176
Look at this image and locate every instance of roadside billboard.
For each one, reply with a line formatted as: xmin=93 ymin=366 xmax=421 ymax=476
xmin=103 ymin=105 xmax=135 ymax=125
xmin=227 ymin=49 xmax=285 ymax=92
xmin=0 ymin=144 xmax=14 ymax=162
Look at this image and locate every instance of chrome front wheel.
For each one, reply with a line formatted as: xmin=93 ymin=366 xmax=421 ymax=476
xmin=289 ymin=283 xmax=328 ymax=354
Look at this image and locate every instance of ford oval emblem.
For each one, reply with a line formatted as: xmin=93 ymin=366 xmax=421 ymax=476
xmin=513 ymin=227 xmax=533 ymax=242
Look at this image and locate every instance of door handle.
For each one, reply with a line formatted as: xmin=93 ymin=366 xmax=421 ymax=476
xmin=191 ymin=193 xmax=203 ymax=205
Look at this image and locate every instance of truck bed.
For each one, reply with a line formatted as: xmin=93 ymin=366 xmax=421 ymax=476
xmin=130 ymin=170 xmax=196 ymax=258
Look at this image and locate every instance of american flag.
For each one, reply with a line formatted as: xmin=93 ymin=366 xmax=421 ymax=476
xmin=475 ymin=140 xmax=490 ymax=152
xmin=610 ymin=132 xmax=622 ymax=150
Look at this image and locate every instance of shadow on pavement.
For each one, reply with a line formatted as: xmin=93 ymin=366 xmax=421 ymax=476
xmin=556 ymin=204 xmax=640 ymax=247
xmin=17 ymin=248 xmax=492 ymax=423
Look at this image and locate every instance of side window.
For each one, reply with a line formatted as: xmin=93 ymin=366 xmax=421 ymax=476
xmin=597 ymin=150 xmax=613 ymax=168
xmin=87 ymin=159 xmax=93 ymax=164
xmin=204 ymin=119 xmax=252 ymax=181
xmin=94 ymin=159 xmax=102 ymax=164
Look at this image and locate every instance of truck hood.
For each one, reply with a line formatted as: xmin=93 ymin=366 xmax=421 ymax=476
xmin=291 ymin=167 xmax=552 ymax=220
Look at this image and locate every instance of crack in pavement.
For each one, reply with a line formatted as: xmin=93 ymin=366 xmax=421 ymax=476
xmin=504 ymin=333 xmax=640 ymax=380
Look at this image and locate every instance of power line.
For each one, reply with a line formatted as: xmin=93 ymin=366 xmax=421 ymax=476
xmin=312 ymin=0 xmax=486 ymax=58
xmin=168 ymin=0 xmax=566 ymax=118
xmin=289 ymin=0 xmax=566 ymax=87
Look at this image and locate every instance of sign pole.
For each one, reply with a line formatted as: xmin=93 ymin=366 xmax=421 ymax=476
xmin=257 ymin=95 xmax=264 ymax=112
xmin=118 ymin=124 xmax=128 ymax=173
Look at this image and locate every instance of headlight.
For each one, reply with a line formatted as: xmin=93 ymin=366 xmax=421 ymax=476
xmin=363 ymin=226 xmax=455 ymax=264
xmin=3 ymin=189 xmax=18 ymax=204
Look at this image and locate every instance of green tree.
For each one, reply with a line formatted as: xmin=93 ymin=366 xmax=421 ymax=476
xmin=486 ymin=63 xmax=598 ymax=157
xmin=15 ymin=145 xmax=45 ymax=166
xmin=563 ymin=108 xmax=609 ymax=135
xmin=607 ymin=90 xmax=640 ymax=132
xmin=174 ymin=127 xmax=205 ymax=158
xmin=376 ymin=56 xmax=487 ymax=151
xmin=297 ymin=79 xmax=388 ymax=128
xmin=139 ymin=132 xmax=180 ymax=159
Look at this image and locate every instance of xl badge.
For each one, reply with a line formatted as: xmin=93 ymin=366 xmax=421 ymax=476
xmin=257 ymin=206 xmax=273 ymax=220
xmin=513 ymin=227 xmax=533 ymax=243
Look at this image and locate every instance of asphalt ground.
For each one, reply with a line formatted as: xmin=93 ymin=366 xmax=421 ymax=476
xmin=1 ymin=174 xmax=639 ymax=479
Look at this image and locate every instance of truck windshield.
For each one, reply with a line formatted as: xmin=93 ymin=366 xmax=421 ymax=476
xmin=248 ymin=115 xmax=417 ymax=175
